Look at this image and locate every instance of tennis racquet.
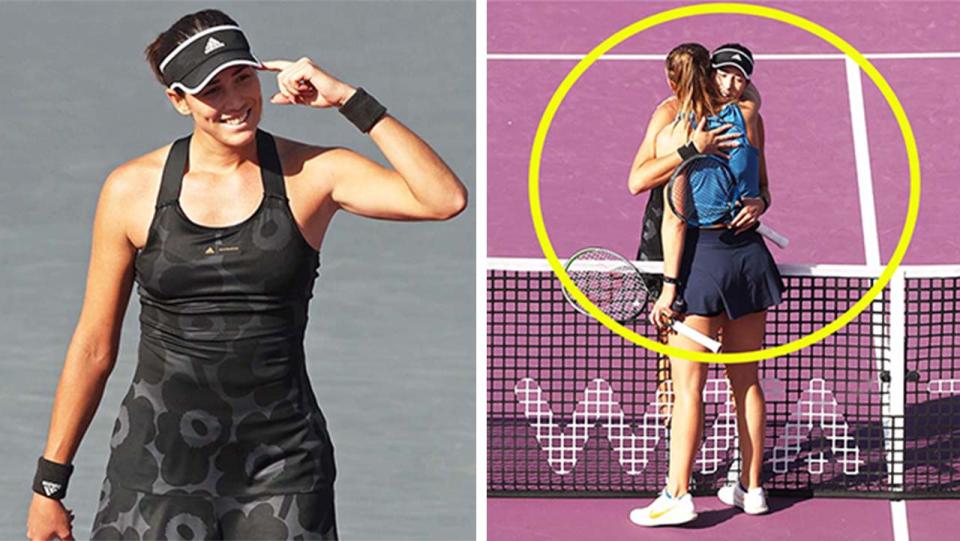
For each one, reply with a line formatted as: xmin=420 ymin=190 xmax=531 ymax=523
xmin=561 ymin=247 xmax=721 ymax=353
xmin=667 ymin=153 xmax=790 ymax=249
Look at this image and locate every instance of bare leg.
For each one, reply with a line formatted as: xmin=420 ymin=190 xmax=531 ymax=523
xmin=665 ymin=314 xmax=722 ymax=497
xmin=722 ymin=310 xmax=767 ymax=489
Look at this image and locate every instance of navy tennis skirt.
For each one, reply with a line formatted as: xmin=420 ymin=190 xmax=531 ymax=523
xmin=672 ymin=226 xmax=785 ymax=320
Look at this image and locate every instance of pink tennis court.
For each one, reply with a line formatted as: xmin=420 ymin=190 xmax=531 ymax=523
xmin=485 ymin=2 xmax=959 ymax=539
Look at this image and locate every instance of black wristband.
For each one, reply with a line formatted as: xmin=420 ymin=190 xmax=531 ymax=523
xmin=760 ymin=193 xmax=770 ymax=213
xmin=32 ymin=457 xmax=73 ymax=500
xmin=338 ymin=87 xmax=387 ymax=133
xmin=662 ymin=276 xmax=681 ymax=286
xmin=677 ymin=141 xmax=698 ymax=161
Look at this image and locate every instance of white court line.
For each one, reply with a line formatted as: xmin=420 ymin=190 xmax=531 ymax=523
xmin=891 ymin=500 xmax=910 ymax=541
xmin=488 ymin=52 xmax=960 ymax=61
xmin=870 ymin=52 xmax=960 ymax=59
xmin=844 ymin=56 xmax=907 ymax=538
xmin=845 ymin=57 xmax=882 ymax=266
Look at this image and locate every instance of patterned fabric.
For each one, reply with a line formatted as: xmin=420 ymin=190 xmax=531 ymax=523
xmin=637 ymin=185 xmax=664 ymax=297
xmin=703 ymin=103 xmax=760 ymax=198
xmin=637 ymin=185 xmax=665 ymax=262
xmin=99 ymin=130 xmax=335 ymax=510
xmin=90 ymin=478 xmax=337 ymax=540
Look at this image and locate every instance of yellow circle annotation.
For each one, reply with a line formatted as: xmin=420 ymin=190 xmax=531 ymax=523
xmin=528 ymin=2 xmax=921 ymax=363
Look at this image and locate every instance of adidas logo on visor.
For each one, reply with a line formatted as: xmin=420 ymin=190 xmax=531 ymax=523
xmin=204 ymin=37 xmax=226 ymax=55
xmin=731 ymin=53 xmax=742 ymax=60
xmin=42 ymin=481 xmax=61 ymax=497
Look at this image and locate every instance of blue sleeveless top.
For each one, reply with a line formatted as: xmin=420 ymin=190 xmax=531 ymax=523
xmin=700 ymin=103 xmax=760 ymax=198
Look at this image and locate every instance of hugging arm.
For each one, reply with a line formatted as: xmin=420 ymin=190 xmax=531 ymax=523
xmin=741 ymin=82 xmax=762 ymax=110
xmin=729 ymin=106 xmax=770 ymax=232
xmin=757 ymin=115 xmax=771 ymax=210
xmin=628 ymin=103 xmax=682 ymax=195
xmin=630 ymin=117 xmax=743 ymax=196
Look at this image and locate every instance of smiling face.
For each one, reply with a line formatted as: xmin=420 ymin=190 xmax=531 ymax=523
xmin=714 ymin=67 xmax=748 ymax=101
xmin=166 ymin=65 xmax=262 ymax=146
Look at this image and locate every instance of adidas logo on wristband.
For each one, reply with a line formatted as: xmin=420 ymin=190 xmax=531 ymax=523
xmin=33 ymin=457 xmax=73 ymax=500
xmin=41 ymin=481 xmax=62 ymax=497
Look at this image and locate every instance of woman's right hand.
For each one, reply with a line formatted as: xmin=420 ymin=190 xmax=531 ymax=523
xmin=689 ymin=117 xmax=741 ymax=158
xmin=259 ymin=58 xmax=356 ymax=109
xmin=649 ymin=285 xmax=679 ymax=330
xmin=26 ymin=494 xmax=74 ymax=541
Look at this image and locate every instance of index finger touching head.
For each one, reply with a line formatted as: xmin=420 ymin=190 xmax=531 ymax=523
xmin=258 ymin=59 xmax=293 ymax=72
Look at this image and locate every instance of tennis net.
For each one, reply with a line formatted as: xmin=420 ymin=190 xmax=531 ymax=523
xmin=486 ymin=258 xmax=960 ymax=498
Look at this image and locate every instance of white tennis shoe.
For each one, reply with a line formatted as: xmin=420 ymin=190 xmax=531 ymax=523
xmin=717 ymin=482 xmax=769 ymax=515
xmin=629 ymin=490 xmax=698 ymax=527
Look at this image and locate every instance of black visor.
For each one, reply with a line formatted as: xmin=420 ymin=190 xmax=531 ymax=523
xmin=160 ymin=25 xmax=261 ymax=94
xmin=711 ymin=46 xmax=754 ymax=79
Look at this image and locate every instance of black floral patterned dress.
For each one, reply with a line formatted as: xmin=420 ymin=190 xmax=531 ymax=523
xmin=91 ymin=130 xmax=337 ymax=540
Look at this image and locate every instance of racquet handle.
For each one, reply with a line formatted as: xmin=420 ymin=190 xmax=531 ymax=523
xmin=756 ymin=223 xmax=790 ymax=249
xmin=670 ymin=320 xmax=722 ymax=352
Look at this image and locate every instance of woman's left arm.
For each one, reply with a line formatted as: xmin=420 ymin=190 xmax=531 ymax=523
xmin=741 ymin=82 xmax=762 ymax=110
xmin=650 ymin=188 xmax=685 ymax=329
xmin=262 ymin=58 xmax=468 ymax=221
xmin=648 ymin=124 xmax=688 ymax=329
xmin=729 ymin=105 xmax=768 ymax=233
xmin=756 ymin=115 xmax=772 ymax=211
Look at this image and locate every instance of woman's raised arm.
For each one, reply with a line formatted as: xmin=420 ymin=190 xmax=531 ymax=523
xmin=262 ymin=58 xmax=468 ymax=221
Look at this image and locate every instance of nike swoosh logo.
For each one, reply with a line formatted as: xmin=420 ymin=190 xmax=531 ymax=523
xmin=648 ymin=505 xmax=674 ymax=519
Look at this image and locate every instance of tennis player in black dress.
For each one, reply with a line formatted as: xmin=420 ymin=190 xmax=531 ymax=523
xmin=26 ymin=9 xmax=466 ymax=541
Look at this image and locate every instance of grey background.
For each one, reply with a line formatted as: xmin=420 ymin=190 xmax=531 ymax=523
xmin=0 ymin=1 xmax=474 ymax=539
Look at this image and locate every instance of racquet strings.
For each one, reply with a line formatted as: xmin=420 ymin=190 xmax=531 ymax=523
xmin=566 ymin=250 xmax=649 ymax=322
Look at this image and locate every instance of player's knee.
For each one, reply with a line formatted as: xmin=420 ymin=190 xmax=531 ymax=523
xmin=726 ymin=364 xmax=760 ymax=387
xmin=671 ymin=378 xmax=706 ymax=402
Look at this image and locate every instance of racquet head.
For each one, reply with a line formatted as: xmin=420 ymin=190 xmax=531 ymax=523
xmin=561 ymin=247 xmax=723 ymax=352
xmin=561 ymin=247 xmax=650 ymax=323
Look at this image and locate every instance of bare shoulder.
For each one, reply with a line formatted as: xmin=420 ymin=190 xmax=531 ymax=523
xmin=102 ymin=146 xmax=168 ymax=206
xmin=644 ymin=99 xmax=677 ymax=136
xmin=653 ymin=96 xmax=679 ymax=119
xmin=272 ymin=135 xmax=351 ymax=220
xmin=740 ymin=83 xmax=761 ymax=109
xmin=737 ymin=98 xmax=758 ymax=121
xmin=91 ymin=145 xmax=170 ymax=248
xmin=653 ymin=118 xmax=683 ymax=155
xmin=273 ymin=135 xmax=348 ymax=179
xmin=656 ymin=95 xmax=678 ymax=111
